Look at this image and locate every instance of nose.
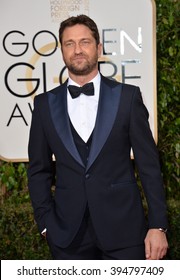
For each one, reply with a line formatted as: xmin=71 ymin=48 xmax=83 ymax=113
xmin=74 ymin=42 xmax=83 ymax=53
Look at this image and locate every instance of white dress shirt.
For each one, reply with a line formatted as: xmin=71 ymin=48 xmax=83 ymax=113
xmin=67 ymin=72 xmax=101 ymax=142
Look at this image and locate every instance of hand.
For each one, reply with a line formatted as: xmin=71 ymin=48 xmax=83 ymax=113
xmin=144 ymin=229 xmax=168 ymax=260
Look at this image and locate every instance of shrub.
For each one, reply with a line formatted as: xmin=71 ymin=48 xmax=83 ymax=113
xmin=165 ymin=200 xmax=180 ymax=259
xmin=156 ymin=0 xmax=180 ymax=198
xmin=0 ymin=189 xmax=51 ymax=260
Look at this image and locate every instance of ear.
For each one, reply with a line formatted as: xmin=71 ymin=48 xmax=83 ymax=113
xmin=98 ymin=43 xmax=102 ymax=58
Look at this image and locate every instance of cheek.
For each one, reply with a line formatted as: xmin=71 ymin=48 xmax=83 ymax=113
xmin=62 ymin=50 xmax=70 ymax=61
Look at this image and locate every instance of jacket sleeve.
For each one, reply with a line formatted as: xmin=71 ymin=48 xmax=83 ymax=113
xmin=129 ymin=87 xmax=168 ymax=229
xmin=27 ymin=95 xmax=54 ymax=233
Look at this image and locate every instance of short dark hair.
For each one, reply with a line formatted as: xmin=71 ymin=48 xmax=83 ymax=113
xmin=59 ymin=14 xmax=100 ymax=46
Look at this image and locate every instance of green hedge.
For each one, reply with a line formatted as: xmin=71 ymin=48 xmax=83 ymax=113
xmin=0 ymin=189 xmax=51 ymax=260
xmin=156 ymin=0 xmax=180 ymax=198
xmin=0 ymin=0 xmax=179 ymax=259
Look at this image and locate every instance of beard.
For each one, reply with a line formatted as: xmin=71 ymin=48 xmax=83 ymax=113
xmin=64 ymin=53 xmax=98 ymax=76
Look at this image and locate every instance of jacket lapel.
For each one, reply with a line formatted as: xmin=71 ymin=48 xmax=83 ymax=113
xmin=86 ymin=77 xmax=122 ymax=171
xmin=48 ymin=82 xmax=85 ymax=167
xmin=48 ymin=77 xmax=122 ymax=170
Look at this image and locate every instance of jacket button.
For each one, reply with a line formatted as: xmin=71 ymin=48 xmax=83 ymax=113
xmin=85 ymin=173 xmax=90 ymax=179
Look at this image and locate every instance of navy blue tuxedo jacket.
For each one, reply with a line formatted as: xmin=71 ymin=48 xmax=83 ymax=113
xmin=28 ymin=75 xmax=168 ymax=250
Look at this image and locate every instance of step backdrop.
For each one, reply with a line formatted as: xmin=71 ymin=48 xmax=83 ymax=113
xmin=0 ymin=0 xmax=156 ymax=161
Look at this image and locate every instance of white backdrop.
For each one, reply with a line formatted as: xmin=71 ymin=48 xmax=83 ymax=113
xmin=0 ymin=0 xmax=156 ymax=161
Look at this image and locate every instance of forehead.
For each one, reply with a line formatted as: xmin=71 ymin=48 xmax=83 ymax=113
xmin=62 ymin=24 xmax=94 ymax=41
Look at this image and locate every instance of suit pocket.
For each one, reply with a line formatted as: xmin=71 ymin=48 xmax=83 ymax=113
xmin=110 ymin=180 xmax=137 ymax=190
xmin=108 ymin=181 xmax=141 ymax=203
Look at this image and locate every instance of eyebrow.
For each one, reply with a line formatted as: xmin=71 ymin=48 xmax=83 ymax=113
xmin=64 ymin=38 xmax=92 ymax=43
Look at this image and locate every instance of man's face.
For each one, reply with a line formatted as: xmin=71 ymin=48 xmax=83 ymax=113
xmin=61 ymin=24 xmax=102 ymax=76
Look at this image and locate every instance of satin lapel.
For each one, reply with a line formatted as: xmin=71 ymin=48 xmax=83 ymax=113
xmin=48 ymin=83 xmax=85 ymax=167
xmin=86 ymin=79 xmax=122 ymax=171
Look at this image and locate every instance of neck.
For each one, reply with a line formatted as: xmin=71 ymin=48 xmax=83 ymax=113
xmin=68 ymin=69 xmax=99 ymax=86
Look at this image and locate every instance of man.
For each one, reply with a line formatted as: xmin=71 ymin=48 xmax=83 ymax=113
xmin=28 ymin=15 xmax=168 ymax=260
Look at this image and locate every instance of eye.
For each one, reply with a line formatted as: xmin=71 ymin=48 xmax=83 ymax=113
xmin=80 ymin=40 xmax=91 ymax=46
xmin=64 ymin=41 xmax=75 ymax=48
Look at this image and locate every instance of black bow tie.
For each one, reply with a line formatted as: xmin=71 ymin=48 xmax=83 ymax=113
xmin=68 ymin=82 xmax=94 ymax=99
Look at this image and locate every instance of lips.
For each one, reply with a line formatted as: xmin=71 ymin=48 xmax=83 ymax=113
xmin=72 ymin=54 xmax=87 ymax=60
xmin=72 ymin=56 xmax=87 ymax=65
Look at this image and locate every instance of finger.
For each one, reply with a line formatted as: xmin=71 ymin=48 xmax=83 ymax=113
xmin=145 ymin=241 xmax=151 ymax=259
xmin=159 ymin=248 xmax=167 ymax=259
